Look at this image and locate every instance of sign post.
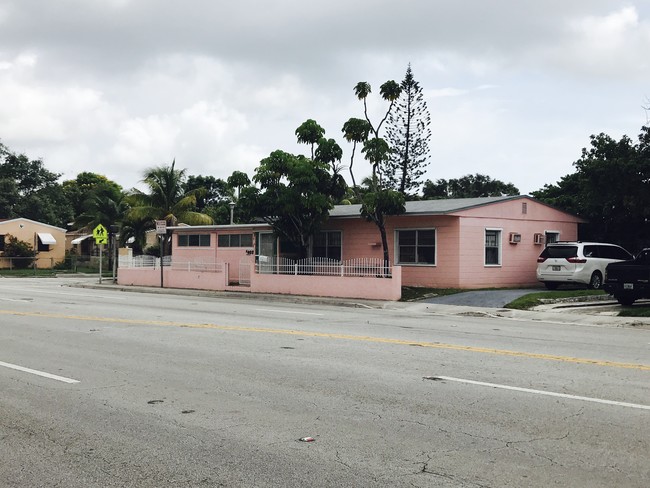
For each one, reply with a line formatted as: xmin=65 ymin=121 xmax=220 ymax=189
xmin=155 ymin=220 xmax=167 ymax=288
xmin=93 ymin=224 xmax=108 ymax=284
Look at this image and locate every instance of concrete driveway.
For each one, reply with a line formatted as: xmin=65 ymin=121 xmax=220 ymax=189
xmin=420 ymin=288 xmax=543 ymax=308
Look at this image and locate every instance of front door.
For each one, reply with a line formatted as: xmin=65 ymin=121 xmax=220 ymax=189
xmin=257 ymin=232 xmax=276 ymax=274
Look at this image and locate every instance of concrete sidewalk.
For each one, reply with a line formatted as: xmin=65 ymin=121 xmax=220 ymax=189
xmin=68 ymin=278 xmax=650 ymax=329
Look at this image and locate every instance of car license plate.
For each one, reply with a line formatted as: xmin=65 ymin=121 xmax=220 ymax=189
xmin=552 ymin=266 xmax=561 ymax=271
xmin=624 ymin=283 xmax=634 ymax=290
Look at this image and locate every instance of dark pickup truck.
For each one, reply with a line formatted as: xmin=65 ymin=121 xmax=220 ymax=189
xmin=603 ymin=249 xmax=650 ymax=305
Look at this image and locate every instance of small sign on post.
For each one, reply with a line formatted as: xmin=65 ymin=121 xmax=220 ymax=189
xmin=92 ymin=224 xmax=108 ymax=245
xmin=156 ymin=220 xmax=167 ymax=288
xmin=93 ymin=224 xmax=108 ymax=284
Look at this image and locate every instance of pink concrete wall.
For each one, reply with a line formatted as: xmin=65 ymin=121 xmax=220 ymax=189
xmin=457 ymin=217 xmax=577 ymax=288
xmin=117 ymin=264 xmax=399 ymax=300
xmin=172 ymin=234 xmax=217 ymax=261
xmin=118 ymin=268 xmax=165 ymax=287
xmin=173 ymin=229 xmax=255 ymax=283
xmin=322 ymin=197 xmax=581 ymax=289
xmin=218 ymin=248 xmax=254 ymax=283
xmin=118 ymin=268 xmax=228 ymax=290
xmin=250 ymin=265 xmax=402 ymax=300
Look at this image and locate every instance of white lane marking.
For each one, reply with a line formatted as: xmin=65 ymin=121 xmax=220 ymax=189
xmin=0 ymin=288 xmax=126 ymax=300
xmin=255 ymin=308 xmax=324 ymax=316
xmin=427 ymin=375 xmax=650 ymax=411
xmin=0 ymin=361 xmax=80 ymax=384
xmin=0 ymin=297 xmax=32 ymax=302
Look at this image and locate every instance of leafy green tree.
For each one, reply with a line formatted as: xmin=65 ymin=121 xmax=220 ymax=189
xmin=226 ymin=171 xmax=251 ymax=199
xmin=385 ymin=64 xmax=431 ymax=195
xmin=63 ymin=172 xmax=124 ymax=225
xmin=183 ymin=174 xmax=234 ymax=224
xmin=314 ymin=137 xmax=346 ymax=202
xmin=0 ymin=142 xmax=72 ymax=226
xmin=532 ymin=127 xmax=650 ymax=252
xmin=295 ymin=119 xmax=326 ymax=160
xmin=423 ymin=174 xmax=519 ymax=199
xmin=251 ymin=150 xmax=345 ymax=258
xmin=2 ymin=234 xmax=35 ymax=269
xmin=341 ymin=118 xmax=372 ymax=189
xmin=345 ymin=80 xmax=405 ymax=265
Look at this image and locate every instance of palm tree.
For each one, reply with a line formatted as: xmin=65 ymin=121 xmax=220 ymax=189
xmin=126 ymin=160 xmax=213 ymax=253
xmin=75 ymin=192 xmax=128 ymax=230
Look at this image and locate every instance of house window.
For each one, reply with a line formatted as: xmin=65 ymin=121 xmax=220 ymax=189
xmin=485 ymin=229 xmax=502 ymax=266
xmin=522 ymin=202 xmax=528 ymax=214
xmin=545 ymin=231 xmax=560 ymax=244
xmin=313 ymin=231 xmax=341 ymax=260
xmin=397 ymin=229 xmax=436 ymax=265
xmin=178 ymin=234 xmax=211 ymax=247
xmin=217 ymin=233 xmax=253 ymax=248
xmin=0 ymin=234 xmax=4 ymax=252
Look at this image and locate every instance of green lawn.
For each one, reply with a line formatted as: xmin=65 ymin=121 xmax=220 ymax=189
xmin=400 ymin=286 xmax=463 ymax=302
xmin=0 ymin=269 xmax=111 ymax=277
xmin=618 ymin=305 xmax=650 ymax=317
xmin=505 ymin=289 xmax=605 ymax=310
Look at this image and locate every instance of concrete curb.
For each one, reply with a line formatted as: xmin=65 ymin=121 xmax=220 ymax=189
xmin=70 ymin=281 xmax=389 ymax=309
xmin=67 ymin=279 xmax=650 ymax=328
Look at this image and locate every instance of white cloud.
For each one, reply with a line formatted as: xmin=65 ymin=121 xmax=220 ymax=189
xmin=0 ymin=0 xmax=648 ymax=197
xmin=541 ymin=6 xmax=650 ymax=78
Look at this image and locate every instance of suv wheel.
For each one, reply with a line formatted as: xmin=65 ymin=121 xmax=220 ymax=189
xmin=589 ymin=271 xmax=603 ymax=290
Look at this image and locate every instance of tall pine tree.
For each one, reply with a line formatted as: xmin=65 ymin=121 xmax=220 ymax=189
xmin=385 ymin=65 xmax=431 ymax=195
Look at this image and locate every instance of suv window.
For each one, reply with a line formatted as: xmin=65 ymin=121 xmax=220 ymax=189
xmin=598 ymin=245 xmax=632 ymax=260
xmin=583 ymin=245 xmax=598 ymax=258
xmin=540 ymin=246 xmax=578 ymax=259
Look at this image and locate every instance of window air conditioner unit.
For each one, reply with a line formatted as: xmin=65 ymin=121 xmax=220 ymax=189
xmin=533 ymin=233 xmax=544 ymax=245
xmin=509 ymin=232 xmax=521 ymax=244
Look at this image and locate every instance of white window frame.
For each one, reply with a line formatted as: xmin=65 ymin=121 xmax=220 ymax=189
xmin=545 ymin=230 xmax=560 ymax=245
xmin=395 ymin=228 xmax=437 ymax=266
xmin=484 ymin=228 xmax=502 ymax=267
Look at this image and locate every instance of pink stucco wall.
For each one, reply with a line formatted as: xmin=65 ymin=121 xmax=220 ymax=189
xmin=117 ymin=264 xmax=400 ymax=300
xmin=250 ymin=266 xmax=402 ymax=300
xmin=118 ymin=268 xmax=228 ymax=290
xmin=321 ymin=197 xmax=581 ymax=289
xmin=173 ymin=229 xmax=254 ymax=283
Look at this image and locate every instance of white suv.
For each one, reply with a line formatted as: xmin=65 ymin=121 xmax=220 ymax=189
xmin=536 ymin=242 xmax=632 ymax=290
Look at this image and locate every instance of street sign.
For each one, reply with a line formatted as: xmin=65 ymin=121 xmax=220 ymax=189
xmin=93 ymin=224 xmax=108 ymax=244
xmin=155 ymin=220 xmax=167 ymax=235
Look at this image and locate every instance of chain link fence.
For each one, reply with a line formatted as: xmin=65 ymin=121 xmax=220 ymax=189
xmin=0 ymin=254 xmax=111 ymax=274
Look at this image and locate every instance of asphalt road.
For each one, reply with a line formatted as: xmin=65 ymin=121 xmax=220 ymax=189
xmin=0 ymin=277 xmax=648 ymax=487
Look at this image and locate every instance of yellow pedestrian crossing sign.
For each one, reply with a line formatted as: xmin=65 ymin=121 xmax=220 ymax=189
xmin=93 ymin=224 xmax=108 ymax=245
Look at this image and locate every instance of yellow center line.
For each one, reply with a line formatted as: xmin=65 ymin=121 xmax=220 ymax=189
xmin=3 ymin=309 xmax=649 ymax=371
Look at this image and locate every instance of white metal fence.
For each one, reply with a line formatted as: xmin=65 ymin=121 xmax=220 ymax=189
xmin=254 ymin=257 xmax=392 ymax=278
xmin=119 ymin=255 xmax=223 ymax=273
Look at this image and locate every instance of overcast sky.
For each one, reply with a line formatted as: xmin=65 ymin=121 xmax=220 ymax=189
xmin=1 ymin=1 xmax=648 ymax=194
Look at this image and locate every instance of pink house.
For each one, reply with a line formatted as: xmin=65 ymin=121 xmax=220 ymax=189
xmin=320 ymin=196 xmax=583 ymax=289
xmin=118 ymin=196 xmax=583 ymax=299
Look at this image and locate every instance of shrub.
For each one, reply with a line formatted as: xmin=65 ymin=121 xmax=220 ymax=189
xmin=3 ymin=234 xmax=35 ymax=269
